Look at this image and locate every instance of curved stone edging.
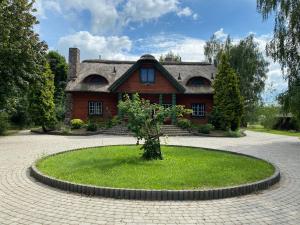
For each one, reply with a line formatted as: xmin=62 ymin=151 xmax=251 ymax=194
xmin=30 ymin=145 xmax=280 ymax=201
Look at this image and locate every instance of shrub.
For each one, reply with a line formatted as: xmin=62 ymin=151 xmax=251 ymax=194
xmin=225 ymin=130 xmax=244 ymax=137
xmin=0 ymin=112 xmax=9 ymax=135
xmin=177 ymin=118 xmax=192 ymax=129
xmin=87 ymin=123 xmax=97 ymax=132
xmin=106 ymin=116 xmax=120 ymax=128
xmin=61 ymin=126 xmax=71 ymax=134
xmin=70 ymin=119 xmax=84 ymax=129
xmin=208 ymin=108 xmax=227 ymax=130
xmin=198 ymin=124 xmax=214 ymax=134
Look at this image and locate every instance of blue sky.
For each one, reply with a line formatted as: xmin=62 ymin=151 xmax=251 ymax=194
xmin=35 ymin=0 xmax=285 ymax=103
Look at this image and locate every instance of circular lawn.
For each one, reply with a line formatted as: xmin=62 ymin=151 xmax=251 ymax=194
xmin=36 ymin=145 xmax=275 ymax=190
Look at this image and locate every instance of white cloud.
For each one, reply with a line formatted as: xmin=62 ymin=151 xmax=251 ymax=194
xmin=36 ymin=0 xmax=198 ymax=33
xmin=135 ymin=34 xmax=206 ymax=61
xmin=58 ymin=31 xmax=134 ymax=60
xmin=177 ymin=7 xmax=192 ymax=17
xmin=214 ymin=28 xmax=227 ymax=40
xmin=123 ymin=0 xmax=178 ymax=23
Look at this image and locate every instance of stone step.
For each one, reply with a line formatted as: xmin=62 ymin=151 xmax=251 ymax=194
xmin=102 ymin=125 xmax=191 ymax=136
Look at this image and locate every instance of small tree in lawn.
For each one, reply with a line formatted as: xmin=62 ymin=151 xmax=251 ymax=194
xmin=212 ymin=53 xmax=244 ymax=131
xmin=30 ymin=63 xmax=56 ymax=132
xmin=118 ymin=93 xmax=190 ymax=160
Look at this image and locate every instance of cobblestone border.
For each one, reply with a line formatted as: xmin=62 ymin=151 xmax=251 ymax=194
xmin=30 ymin=145 xmax=280 ymax=201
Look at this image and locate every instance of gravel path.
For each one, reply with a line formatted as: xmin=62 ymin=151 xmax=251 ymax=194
xmin=0 ymin=131 xmax=299 ymax=225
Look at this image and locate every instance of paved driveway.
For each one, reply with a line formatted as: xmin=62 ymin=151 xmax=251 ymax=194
xmin=0 ymin=131 xmax=299 ymax=225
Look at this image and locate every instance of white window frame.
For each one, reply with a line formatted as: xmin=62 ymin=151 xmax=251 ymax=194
xmin=88 ymin=101 xmax=102 ymax=116
xmin=192 ymin=103 xmax=205 ymax=117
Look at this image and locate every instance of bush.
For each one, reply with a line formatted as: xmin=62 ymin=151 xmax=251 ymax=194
xmin=0 ymin=112 xmax=9 ymax=135
xmin=225 ymin=130 xmax=244 ymax=137
xmin=208 ymin=108 xmax=227 ymax=130
xmin=70 ymin=119 xmax=84 ymax=129
xmin=106 ymin=116 xmax=120 ymax=128
xmin=86 ymin=123 xmax=97 ymax=132
xmin=273 ymin=117 xmax=300 ymax=131
xmin=177 ymin=118 xmax=191 ymax=129
xmin=198 ymin=124 xmax=214 ymax=134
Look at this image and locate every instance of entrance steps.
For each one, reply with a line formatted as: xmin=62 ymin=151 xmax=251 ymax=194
xmin=101 ymin=124 xmax=191 ymax=136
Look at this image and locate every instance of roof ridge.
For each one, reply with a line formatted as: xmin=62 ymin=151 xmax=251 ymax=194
xmin=82 ymin=59 xmax=212 ymax=66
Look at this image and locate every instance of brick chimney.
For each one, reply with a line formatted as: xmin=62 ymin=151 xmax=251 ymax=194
xmin=68 ymin=48 xmax=80 ymax=80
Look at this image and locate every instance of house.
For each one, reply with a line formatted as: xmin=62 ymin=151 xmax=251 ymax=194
xmin=65 ymin=48 xmax=216 ymax=124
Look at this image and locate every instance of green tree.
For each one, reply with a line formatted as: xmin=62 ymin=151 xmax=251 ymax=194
xmin=212 ymin=53 xmax=244 ymax=131
xmin=30 ymin=63 xmax=56 ymax=132
xmin=159 ymin=51 xmax=182 ymax=62
xmin=229 ymin=35 xmax=269 ymax=125
xmin=204 ymin=35 xmax=268 ymax=125
xmin=46 ymin=51 xmax=68 ymax=121
xmin=257 ymin=0 xmax=300 ymax=120
xmin=118 ymin=94 xmax=190 ymax=160
xmin=0 ymin=0 xmax=47 ymax=112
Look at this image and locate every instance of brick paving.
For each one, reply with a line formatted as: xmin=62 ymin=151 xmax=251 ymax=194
xmin=0 ymin=131 xmax=299 ymax=225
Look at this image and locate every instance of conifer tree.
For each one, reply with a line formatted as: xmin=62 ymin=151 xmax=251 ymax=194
xmin=30 ymin=63 xmax=56 ymax=132
xmin=212 ymin=53 xmax=244 ymax=131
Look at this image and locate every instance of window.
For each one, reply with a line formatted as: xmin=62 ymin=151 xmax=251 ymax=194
xmin=83 ymin=75 xmax=108 ymax=85
xmin=187 ymin=77 xmax=209 ymax=86
xmin=140 ymin=68 xmax=155 ymax=83
xmin=88 ymin=102 xmax=102 ymax=115
xmin=192 ymin=103 xmax=205 ymax=117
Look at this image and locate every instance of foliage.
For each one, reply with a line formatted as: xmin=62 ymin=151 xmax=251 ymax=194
xmin=254 ymin=105 xmax=280 ymax=129
xmin=10 ymin=95 xmax=32 ymax=128
xmin=247 ymin=125 xmax=300 ymax=137
xmin=198 ymin=124 xmax=214 ymax=134
xmin=70 ymin=119 xmax=84 ymax=129
xmin=37 ymin=145 xmax=275 ymax=190
xmin=205 ymin=35 xmax=268 ymax=125
xmin=228 ymin=35 xmax=269 ymax=125
xmin=86 ymin=122 xmax=98 ymax=132
xmin=0 ymin=0 xmax=47 ymax=112
xmin=208 ymin=108 xmax=226 ymax=130
xmin=177 ymin=118 xmax=192 ymax=130
xmin=0 ymin=111 xmax=9 ymax=135
xmin=257 ymin=0 xmax=300 ymax=121
xmin=118 ymin=93 xmax=190 ymax=160
xmin=159 ymin=51 xmax=182 ymax=62
xmin=29 ymin=63 xmax=56 ymax=132
xmin=273 ymin=117 xmax=300 ymax=131
xmin=225 ymin=130 xmax=245 ymax=138
xmin=46 ymin=51 xmax=68 ymax=121
xmin=105 ymin=116 xmax=120 ymax=128
xmin=212 ymin=53 xmax=244 ymax=131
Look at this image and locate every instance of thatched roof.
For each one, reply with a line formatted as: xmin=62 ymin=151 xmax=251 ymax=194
xmin=66 ymin=58 xmax=216 ymax=94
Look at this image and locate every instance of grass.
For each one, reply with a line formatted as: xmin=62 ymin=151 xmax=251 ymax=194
xmin=247 ymin=124 xmax=300 ymax=137
xmin=37 ymin=145 xmax=275 ymax=190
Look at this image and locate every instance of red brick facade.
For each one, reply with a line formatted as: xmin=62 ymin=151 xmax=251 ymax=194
xmin=117 ymin=67 xmax=178 ymax=94
xmin=67 ymin=53 xmax=214 ymax=124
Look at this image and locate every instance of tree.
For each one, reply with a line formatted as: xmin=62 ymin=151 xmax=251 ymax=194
xmin=118 ymin=94 xmax=190 ymax=160
xmin=204 ymin=35 xmax=268 ymax=125
xmin=229 ymin=35 xmax=269 ymax=125
xmin=0 ymin=0 xmax=47 ymax=112
xmin=30 ymin=63 xmax=56 ymax=132
xmin=159 ymin=51 xmax=182 ymax=62
xmin=257 ymin=0 xmax=300 ymax=120
xmin=212 ymin=53 xmax=244 ymax=131
xmin=46 ymin=51 xmax=68 ymax=121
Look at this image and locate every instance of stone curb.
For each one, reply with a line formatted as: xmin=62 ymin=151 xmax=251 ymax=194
xmin=30 ymin=145 xmax=280 ymax=201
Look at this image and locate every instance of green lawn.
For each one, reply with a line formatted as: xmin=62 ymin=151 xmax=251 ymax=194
xmin=37 ymin=145 xmax=274 ymax=190
xmin=247 ymin=125 xmax=300 ymax=137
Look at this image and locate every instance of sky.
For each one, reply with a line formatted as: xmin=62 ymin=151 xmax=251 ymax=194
xmin=34 ymin=0 xmax=287 ymax=103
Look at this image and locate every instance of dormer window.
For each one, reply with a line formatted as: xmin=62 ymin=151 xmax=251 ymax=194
xmin=140 ymin=68 xmax=155 ymax=83
xmin=187 ymin=77 xmax=210 ymax=87
xmin=83 ymin=74 xmax=109 ymax=85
